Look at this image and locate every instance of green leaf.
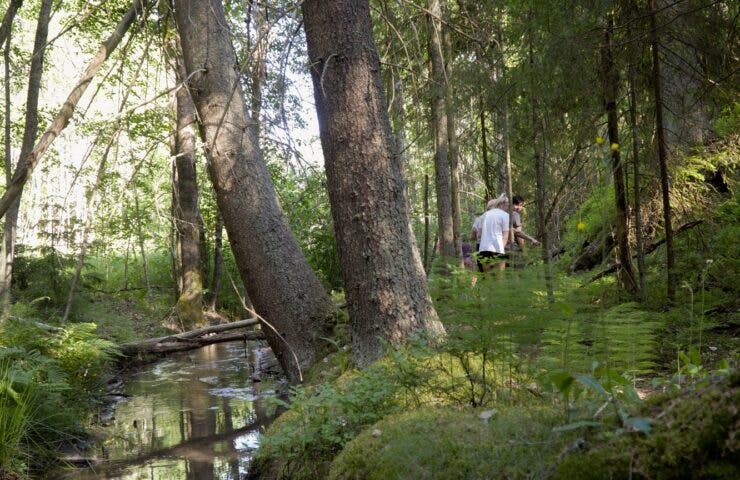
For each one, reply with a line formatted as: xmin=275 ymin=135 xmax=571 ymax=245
xmin=549 ymin=371 xmax=575 ymax=394
xmin=575 ymin=374 xmax=608 ymax=398
xmin=624 ymin=416 xmax=653 ymax=434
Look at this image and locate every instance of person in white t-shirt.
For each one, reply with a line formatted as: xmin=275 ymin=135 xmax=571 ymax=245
xmin=477 ymin=195 xmax=510 ymax=272
xmin=470 ymin=210 xmax=485 ymax=251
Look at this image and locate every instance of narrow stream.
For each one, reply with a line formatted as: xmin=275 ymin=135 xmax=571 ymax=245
xmin=55 ymin=341 xmax=284 ymax=479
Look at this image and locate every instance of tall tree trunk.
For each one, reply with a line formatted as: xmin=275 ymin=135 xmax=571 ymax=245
xmin=602 ymin=15 xmax=637 ymax=293
xmin=172 ymin=58 xmax=205 ymax=330
xmin=650 ymin=0 xmax=675 ymax=302
xmin=627 ymin=8 xmax=647 ymax=301
xmin=0 ymin=0 xmax=23 ymax=49
xmin=444 ymin=28 xmax=461 ymax=264
xmin=206 ymin=215 xmax=223 ymax=312
xmin=529 ymin=24 xmax=554 ymax=303
xmin=0 ymin=0 xmax=52 ymax=318
xmin=1 ymin=21 xmax=12 ymax=319
xmin=133 ymin=183 xmax=151 ymax=298
xmin=248 ymin=2 xmax=270 ymax=129
xmin=302 ymin=0 xmax=445 ymax=367
xmin=423 ymin=173 xmax=430 ymax=273
xmin=428 ymin=0 xmax=454 ymax=261
xmin=0 ymin=0 xmax=145 ymax=219
xmin=479 ymin=101 xmax=493 ymax=200
xmin=174 ymin=0 xmax=334 ymax=381
xmin=656 ymin=0 xmax=710 ymax=148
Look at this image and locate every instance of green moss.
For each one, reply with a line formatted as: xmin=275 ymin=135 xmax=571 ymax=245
xmin=329 ymin=406 xmax=571 ymax=480
xmin=554 ymin=371 xmax=740 ymax=479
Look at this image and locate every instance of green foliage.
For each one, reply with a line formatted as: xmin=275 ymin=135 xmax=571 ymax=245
xmin=542 ymin=362 xmax=651 ymax=434
xmin=12 ymin=246 xmax=75 ymax=312
xmin=0 ymin=316 xmax=120 ymax=477
xmin=554 ymin=369 xmax=739 ymax=479
xmin=0 ymin=359 xmax=36 ymax=477
xmin=329 ymin=406 xmax=571 ymax=480
xmin=714 ymin=102 xmax=740 ymax=137
xmin=271 ymin=164 xmax=342 ymax=290
xmin=254 ymin=361 xmax=405 ymax=479
xmin=561 ymin=185 xmax=615 ymax=258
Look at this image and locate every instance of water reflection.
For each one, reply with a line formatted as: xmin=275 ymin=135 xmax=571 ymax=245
xmin=58 ymin=341 xmax=283 ymax=479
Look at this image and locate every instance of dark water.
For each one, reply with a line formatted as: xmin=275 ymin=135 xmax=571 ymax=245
xmin=55 ymin=341 xmax=283 ymax=480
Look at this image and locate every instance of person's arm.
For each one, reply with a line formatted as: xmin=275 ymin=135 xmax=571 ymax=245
xmin=515 ymin=229 xmax=540 ymax=245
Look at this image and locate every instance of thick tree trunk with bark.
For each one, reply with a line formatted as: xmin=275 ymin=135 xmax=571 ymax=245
xmin=173 ymin=0 xmax=334 ymax=381
xmin=655 ymin=0 xmax=711 ymax=148
xmin=172 ymin=59 xmax=205 ymax=330
xmin=302 ymin=0 xmax=445 ymax=368
xmin=428 ymin=0 xmax=455 ymax=261
xmin=601 ymin=16 xmax=636 ymax=293
xmin=0 ymin=0 xmax=51 ymax=318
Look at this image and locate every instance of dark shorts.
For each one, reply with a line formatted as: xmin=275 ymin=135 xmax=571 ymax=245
xmin=475 ymin=251 xmax=508 ymax=272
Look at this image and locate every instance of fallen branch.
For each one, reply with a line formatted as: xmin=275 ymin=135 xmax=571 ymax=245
xmin=119 ymin=317 xmax=261 ymax=355
xmin=120 ymin=331 xmax=265 ymax=356
xmin=588 ymin=220 xmax=703 ymax=283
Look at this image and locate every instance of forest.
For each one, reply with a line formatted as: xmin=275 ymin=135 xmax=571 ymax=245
xmin=0 ymin=0 xmax=737 ymax=478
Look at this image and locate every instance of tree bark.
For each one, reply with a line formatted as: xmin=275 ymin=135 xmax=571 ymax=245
xmin=0 ymin=0 xmax=52 ymax=318
xmin=1 ymin=18 xmax=12 ymax=320
xmin=444 ymin=28 xmax=462 ymax=264
xmin=601 ymin=15 xmax=637 ymax=293
xmin=172 ymin=58 xmax=205 ymax=330
xmin=302 ymin=0 xmax=445 ymax=368
xmin=0 ymin=0 xmax=23 ymax=49
xmin=479 ymin=102 xmax=493 ymax=200
xmin=627 ymin=10 xmax=647 ymax=301
xmin=650 ymin=0 xmax=676 ymax=302
xmin=206 ymin=215 xmax=224 ymax=312
xmin=655 ymin=0 xmax=711 ymax=148
xmin=0 ymin=0 xmax=145 ymax=220
xmin=428 ymin=0 xmax=455 ymax=262
xmin=120 ymin=318 xmax=262 ymax=356
xmin=423 ymin=173 xmax=430 ymax=273
xmin=173 ymin=0 xmax=334 ymax=381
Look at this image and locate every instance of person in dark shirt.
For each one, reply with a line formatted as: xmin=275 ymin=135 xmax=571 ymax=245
xmin=511 ymin=195 xmax=540 ymax=249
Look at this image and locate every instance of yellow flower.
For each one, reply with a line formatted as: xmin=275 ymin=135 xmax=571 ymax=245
xmin=577 ymin=221 xmax=586 ymax=232
xmin=595 ymin=136 xmax=604 ymax=145
xmin=610 ymin=142 xmax=620 ymax=152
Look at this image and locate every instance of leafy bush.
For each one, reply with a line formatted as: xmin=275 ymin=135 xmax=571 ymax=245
xmin=12 ymin=246 xmax=75 ymax=312
xmin=253 ymin=361 xmax=405 ymax=479
xmin=0 ymin=317 xmax=120 ymax=477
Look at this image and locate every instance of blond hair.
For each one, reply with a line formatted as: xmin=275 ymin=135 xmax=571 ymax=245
xmin=487 ymin=193 xmax=508 ymax=210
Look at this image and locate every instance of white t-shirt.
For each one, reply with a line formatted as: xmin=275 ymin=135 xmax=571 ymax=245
xmin=472 ymin=213 xmax=485 ymax=240
xmin=479 ymin=208 xmax=509 ymax=254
